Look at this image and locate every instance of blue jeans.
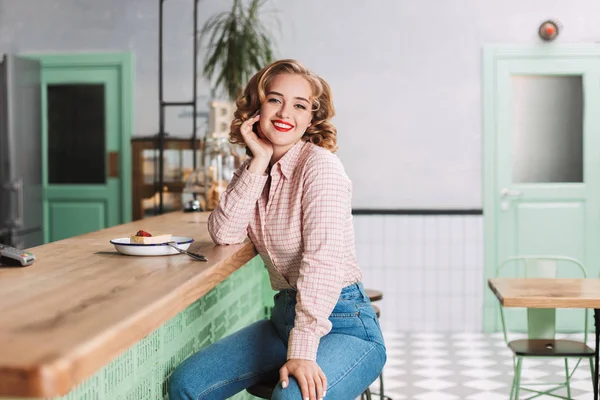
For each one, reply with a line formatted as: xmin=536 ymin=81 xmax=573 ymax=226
xmin=168 ymin=282 xmax=386 ymax=400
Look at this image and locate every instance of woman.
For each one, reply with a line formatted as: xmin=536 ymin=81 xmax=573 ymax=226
xmin=168 ymin=59 xmax=386 ymax=400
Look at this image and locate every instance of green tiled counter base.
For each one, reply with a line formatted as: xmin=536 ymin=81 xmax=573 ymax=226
xmin=4 ymin=256 xmax=275 ymax=400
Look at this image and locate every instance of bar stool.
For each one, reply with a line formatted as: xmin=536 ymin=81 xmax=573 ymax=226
xmin=247 ymin=288 xmax=385 ymax=400
xmin=365 ymin=288 xmax=391 ymax=400
xmin=247 ymin=380 xmax=373 ymax=399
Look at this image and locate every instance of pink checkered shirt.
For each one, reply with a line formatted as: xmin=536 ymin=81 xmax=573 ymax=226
xmin=208 ymin=140 xmax=362 ymax=361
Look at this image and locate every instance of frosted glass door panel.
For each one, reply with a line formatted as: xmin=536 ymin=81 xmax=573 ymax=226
xmin=512 ymin=75 xmax=583 ymax=183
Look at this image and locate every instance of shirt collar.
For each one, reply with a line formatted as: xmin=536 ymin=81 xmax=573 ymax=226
xmin=274 ymin=140 xmax=307 ymax=179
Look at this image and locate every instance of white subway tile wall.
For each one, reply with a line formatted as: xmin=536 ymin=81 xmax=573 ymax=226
xmin=353 ymin=215 xmax=484 ymax=332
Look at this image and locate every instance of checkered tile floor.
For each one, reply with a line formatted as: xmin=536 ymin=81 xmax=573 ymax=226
xmin=367 ymin=332 xmax=597 ymax=400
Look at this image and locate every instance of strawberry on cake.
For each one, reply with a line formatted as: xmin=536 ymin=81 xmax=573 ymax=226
xmin=130 ymin=230 xmax=172 ymax=244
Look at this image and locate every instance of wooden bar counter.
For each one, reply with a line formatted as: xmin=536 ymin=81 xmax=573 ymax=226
xmin=0 ymin=212 xmax=267 ymax=399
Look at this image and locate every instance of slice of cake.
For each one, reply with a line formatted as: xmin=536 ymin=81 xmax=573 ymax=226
xmin=130 ymin=230 xmax=172 ymax=244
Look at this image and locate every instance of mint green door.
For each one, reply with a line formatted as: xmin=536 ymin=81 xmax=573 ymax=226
xmin=483 ymin=46 xmax=600 ymax=332
xmin=34 ymin=54 xmax=133 ymax=243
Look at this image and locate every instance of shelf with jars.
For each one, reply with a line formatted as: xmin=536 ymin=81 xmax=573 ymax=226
xmin=131 ymin=137 xmax=204 ymax=221
xmin=131 ymin=101 xmax=245 ymax=220
xmin=131 ymin=134 xmax=246 ymax=220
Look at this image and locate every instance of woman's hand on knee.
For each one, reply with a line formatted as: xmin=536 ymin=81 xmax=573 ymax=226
xmin=279 ymin=359 xmax=327 ymax=400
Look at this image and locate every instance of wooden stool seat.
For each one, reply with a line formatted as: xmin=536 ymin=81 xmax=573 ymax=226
xmin=366 ymin=289 xmax=383 ymax=302
xmin=372 ymin=304 xmax=381 ymax=318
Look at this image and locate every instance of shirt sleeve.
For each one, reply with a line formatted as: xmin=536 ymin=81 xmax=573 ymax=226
xmin=207 ymin=158 xmax=268 ymax=245
xmin=287 ymin=153 xmax=352 ymax=361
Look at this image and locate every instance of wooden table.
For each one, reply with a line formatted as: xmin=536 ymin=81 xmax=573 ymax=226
xmin=488 ymin=278 xmax=600 ymax=400
xmin=0 ymin=211 xmax=258 ymax=397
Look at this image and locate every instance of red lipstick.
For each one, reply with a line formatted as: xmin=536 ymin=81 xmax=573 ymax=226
xmin=272 ymin=120 xmax=294 ymax=132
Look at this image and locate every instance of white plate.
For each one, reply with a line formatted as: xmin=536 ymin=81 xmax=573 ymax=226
xmin=110 ymin=236 xmax=194 ymax=256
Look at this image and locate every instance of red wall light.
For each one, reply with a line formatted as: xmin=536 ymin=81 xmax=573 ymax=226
xmin=539 ymin=20 xmax=560 ymax=41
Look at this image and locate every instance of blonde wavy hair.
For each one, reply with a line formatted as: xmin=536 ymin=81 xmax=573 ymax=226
xmin=229 ymin=59 xmax=338 ymax=154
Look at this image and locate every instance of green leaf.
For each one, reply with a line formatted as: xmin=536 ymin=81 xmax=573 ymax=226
xmin=198 ymin=0 xmax=278 ymax=100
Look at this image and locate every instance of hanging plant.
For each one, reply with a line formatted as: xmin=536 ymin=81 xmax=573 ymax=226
xmin=199 ymin=0 xmax=277 ymax=101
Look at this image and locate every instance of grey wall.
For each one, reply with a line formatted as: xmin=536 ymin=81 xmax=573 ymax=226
xmin=2 ymin=0 xmax=600 ymax=208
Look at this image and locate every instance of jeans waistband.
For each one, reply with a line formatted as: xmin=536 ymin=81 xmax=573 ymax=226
xmin=278 ymin=281 xmax=366 ymax=300
xmin=340 ymin=282 xmax=365 ymax=295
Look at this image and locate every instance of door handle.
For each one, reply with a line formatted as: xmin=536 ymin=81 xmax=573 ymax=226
xmin=108 ymin=152 xmax=119 ymax=178
xmin=500 ymin=188 xmax=523 ymax=211
xmin=2 ymin=179 xmax=23 ymax=229
xmin=15 ymin=178 xmax=23 ymax=229
xmin=500 ymin=188 xmax=523 ymax=198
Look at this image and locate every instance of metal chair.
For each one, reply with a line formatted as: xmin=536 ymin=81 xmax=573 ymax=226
xmin=496 ymin=255 xmax=595 ymax=400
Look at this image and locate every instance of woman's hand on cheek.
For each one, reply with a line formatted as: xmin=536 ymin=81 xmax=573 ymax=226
xmin=240 ymin=114 xmax=273 ymax=161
